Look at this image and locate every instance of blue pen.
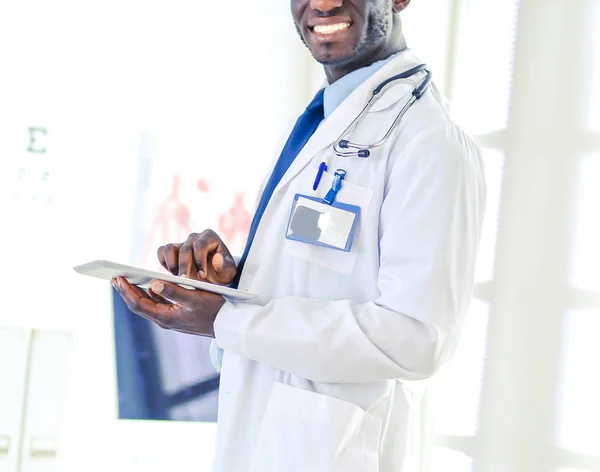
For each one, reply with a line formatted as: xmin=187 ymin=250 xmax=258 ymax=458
xmin=313 ymin=157 xmax=329 ymax=191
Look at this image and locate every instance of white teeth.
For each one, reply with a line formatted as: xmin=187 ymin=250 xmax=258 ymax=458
xmin=313 ymin=23 xmax=350 ymax=35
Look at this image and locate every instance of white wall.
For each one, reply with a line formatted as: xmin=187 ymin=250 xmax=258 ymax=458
xmin=0 ymin=1 xmax=309 ymax=470
xmin=1 ymin=1 xmax=599 ymax=471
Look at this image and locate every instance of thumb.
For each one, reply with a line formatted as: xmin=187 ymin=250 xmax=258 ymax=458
xmin=212 ymin=253 xmax=231 ymax=272
xmin=210 ymin=253 xmax=237 ymax=283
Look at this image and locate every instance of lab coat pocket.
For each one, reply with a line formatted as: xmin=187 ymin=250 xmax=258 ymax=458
xmin=284 ymin=172 xmax=374 ymax=275
xmin=248 ymin=382 xmax=381 ymax=472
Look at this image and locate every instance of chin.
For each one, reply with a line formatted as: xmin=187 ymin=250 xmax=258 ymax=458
xmin=310 ymin=46 xmax=359 ymax=67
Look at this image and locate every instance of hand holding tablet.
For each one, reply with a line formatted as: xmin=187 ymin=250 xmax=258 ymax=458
xmin=74 ymin=259 xmax=256 ymax=300
xmin=74 ymin=231 xmax=253 ymax=337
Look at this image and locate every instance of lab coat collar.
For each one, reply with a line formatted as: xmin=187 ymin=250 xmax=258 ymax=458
xmin=319 ymin=48 xmax=424 ymax=108
xmin=273 ymin=49 xmax=425 ymax=195
xmin=323 ymin=51 xmax=401 ymax=119
xmin=357 ymin=48 xmax=424 ymax=107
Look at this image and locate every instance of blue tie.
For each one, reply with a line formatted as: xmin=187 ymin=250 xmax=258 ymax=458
xmin=232 ymin=88 xmax=325 ymax=287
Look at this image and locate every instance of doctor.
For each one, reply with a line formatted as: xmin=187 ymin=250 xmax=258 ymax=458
xmin=114 ymin=0 xmax=486 ymax=470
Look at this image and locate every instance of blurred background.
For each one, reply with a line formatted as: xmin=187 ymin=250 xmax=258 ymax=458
xmin=0 ymin=0 xmax=598 ymax=471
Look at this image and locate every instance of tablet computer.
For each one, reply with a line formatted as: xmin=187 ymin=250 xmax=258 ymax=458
xmin=73 ymin=259 xmax=256 ymax=301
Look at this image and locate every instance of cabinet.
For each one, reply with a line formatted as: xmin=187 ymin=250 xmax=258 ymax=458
xmin=0 ymin=329 xmax=71 ymax=472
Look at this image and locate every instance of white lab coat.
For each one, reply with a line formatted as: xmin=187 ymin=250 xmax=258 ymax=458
xmin=212 ymin=50 xmax=486 ymax=472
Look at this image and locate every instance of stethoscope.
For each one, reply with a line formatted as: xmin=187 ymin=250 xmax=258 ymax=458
xmin=333 ymin=64 xmax=432 ymax=159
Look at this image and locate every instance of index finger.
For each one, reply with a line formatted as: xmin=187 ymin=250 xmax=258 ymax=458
xmin=192 ymin=230 xmax=221 ymax=279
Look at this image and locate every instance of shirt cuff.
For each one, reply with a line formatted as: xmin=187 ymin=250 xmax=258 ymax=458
xmin=213 ymin=301 xmax=258 ymax=356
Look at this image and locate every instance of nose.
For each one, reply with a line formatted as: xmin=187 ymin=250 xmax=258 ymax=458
xmin=309 ymin=0 xmax=344 ymax=13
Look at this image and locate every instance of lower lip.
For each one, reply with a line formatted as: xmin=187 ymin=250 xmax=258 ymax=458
xmin=309 ymin=25 xmax=352 ymax=43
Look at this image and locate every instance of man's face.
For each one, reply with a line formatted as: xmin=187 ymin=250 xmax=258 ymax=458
xmin=291 ymin=0 xmax=394 ymax=67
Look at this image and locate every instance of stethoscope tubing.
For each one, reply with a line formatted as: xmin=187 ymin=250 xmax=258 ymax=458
xmin=333 ymin=64 xmax=432 ymax=158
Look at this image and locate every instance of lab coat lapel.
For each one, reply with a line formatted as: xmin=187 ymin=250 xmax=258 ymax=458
xmin=272 ymin=49 xmax=424 ymax=194
xmin=273 ymin=95 xmax=363 ymax=194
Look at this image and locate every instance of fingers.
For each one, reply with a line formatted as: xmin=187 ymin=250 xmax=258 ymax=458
xmin=151 ymin=280 xmax=202 ymax=306
xmin=129 ymin=283 xmax=153 ymax=300
xmin=210 ymin=253 xmax=237 ymax=285
xmin=157 ymin=243 xmax=183 ymax=275
xmin=118 ymin=278 xmax=170 ymax=305
xmin=157 ymin=246 xmax=167 ymax=271
xmin=113 ymin=276 xmax=224 ymax=337
xmin=113 ymin=277 xmax=175 ymax=328
xmin=147 ymin=287 xmax=171 ymax=304
xmin=129 ymin=285 xmax=176 ymax=317
xmin=156 ymin=230 xmax=237 ymax=284
xmin=192 ymin=230 xmax=221 ymax=279
xmin=212 ymin=253 xmax=225 ymax=271
xmin=178 ymin=233 xmax=200 ymax=279
xmin=163 ymin=243 xmax=182 ymax=275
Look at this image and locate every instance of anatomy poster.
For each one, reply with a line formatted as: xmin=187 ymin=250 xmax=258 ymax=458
xmin=114 ymin=127 xmax=261 ymax=422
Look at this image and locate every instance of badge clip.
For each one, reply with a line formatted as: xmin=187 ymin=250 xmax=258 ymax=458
xmin=323 ymin=169 xmax=346 ymax=205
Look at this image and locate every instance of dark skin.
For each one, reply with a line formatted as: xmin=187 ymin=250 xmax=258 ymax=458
xmin=113 ymin=230 xmax=236 ymax=338
xmin=292 ymin=0 xmax=411 ymax=83
xmin=113 ymin=0 xmax=411 ymax=337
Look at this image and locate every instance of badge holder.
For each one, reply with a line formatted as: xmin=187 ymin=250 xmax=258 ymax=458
xmin=285 ymin=170 xmax=360 ymax=252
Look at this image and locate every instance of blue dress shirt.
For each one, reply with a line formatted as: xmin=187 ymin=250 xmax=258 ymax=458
xmin=323 ymin=52 xmax=399 ymax=119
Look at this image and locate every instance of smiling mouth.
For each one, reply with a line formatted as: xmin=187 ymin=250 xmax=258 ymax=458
xmin=310 ymin=22 xmax=352 ymax=36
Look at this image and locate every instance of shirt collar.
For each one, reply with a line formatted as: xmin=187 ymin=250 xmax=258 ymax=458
xmin=323 ymin=51 xmax=402 ymax=119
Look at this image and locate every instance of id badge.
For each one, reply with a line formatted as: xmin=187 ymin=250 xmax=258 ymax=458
xmin=285 ymin=194 xmax=360 ymax=252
